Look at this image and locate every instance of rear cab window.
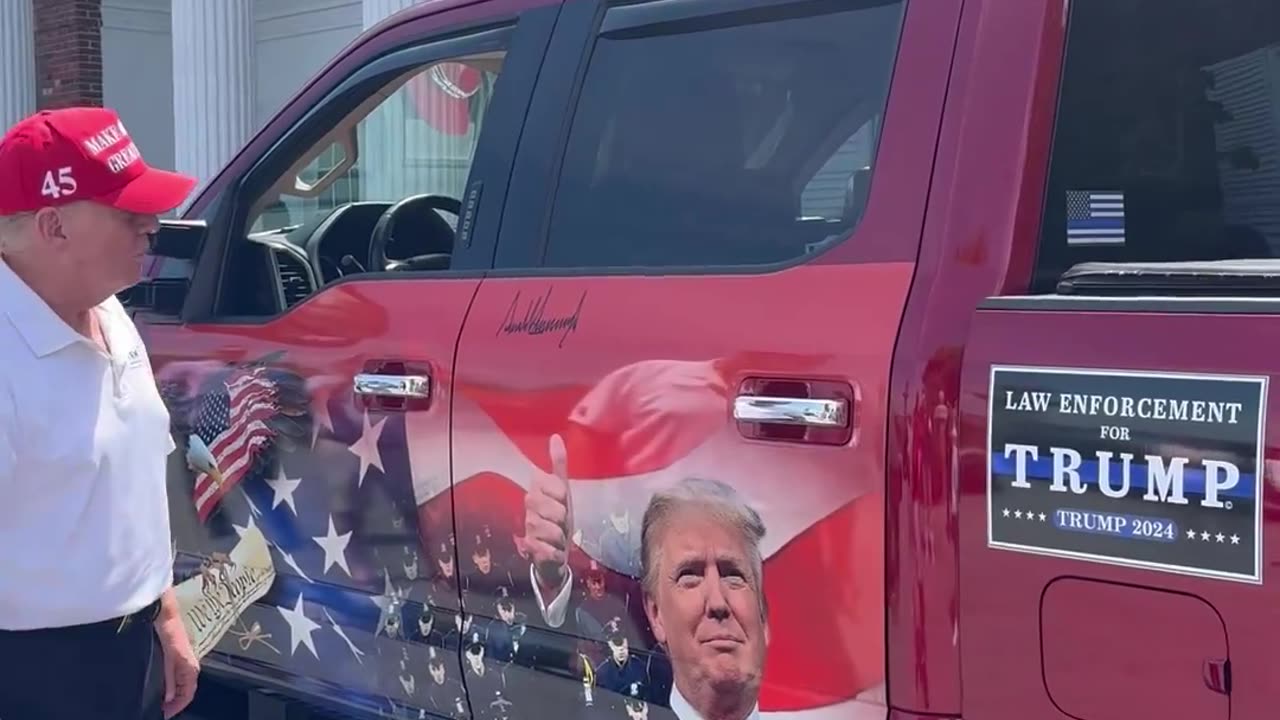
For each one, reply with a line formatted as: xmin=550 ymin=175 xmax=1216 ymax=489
xmin=1034 ymin=0 xmax=1280 ymax=293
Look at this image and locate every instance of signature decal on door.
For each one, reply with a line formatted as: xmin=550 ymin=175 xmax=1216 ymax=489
xmin=987 ymin=364 xmax=1267 ymax=584
xmin=497 ymin=286 xmax=587 ymax=348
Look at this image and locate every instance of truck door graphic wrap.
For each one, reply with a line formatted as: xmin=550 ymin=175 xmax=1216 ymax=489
xmin=144 ymin=277 xmax=481 ymax=718
xmin=160 ymin=353 xmax=312 ymax=657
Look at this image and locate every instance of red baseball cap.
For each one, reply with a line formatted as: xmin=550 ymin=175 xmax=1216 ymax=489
xmin=0 ymin=106 xmax=196 ymax=215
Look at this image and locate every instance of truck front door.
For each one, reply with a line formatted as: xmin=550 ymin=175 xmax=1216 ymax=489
xmin=127 ymin=3 xmax=558 ymax=716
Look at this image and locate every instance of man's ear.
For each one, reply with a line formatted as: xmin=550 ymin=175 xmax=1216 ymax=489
xmin=643 ymin=592 xmax=666 ymax=645
xmin=34 ymin=207 xmax=66 ymax=247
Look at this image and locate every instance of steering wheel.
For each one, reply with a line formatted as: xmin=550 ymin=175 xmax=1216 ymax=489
xmin=368 ymin=193 xmax=462 ymax=272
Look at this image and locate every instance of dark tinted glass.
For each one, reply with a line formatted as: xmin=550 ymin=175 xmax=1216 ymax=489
xmin=1036 ymin=0 xmax=1280 ymax=291
xmin=543 ymin=0 xmax=906 ymax=270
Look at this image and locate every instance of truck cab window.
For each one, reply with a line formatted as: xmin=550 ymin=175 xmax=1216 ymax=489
xmin=1034 ymin=0 xmax=1280 ymax=293
xmin=541 ymin=0 xmax=904 ymax=270
xmin=218 ymin=52 xmax=503 ymax=317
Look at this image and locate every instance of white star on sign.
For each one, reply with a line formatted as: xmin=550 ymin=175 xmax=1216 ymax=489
xmin=1186 ymin=529 xmax=1197 ymax=540
xmin=267 ymin=465 xmax=302 ymax=515
xmin=1201 ymin=531 xmax=1211 ymax=541
xmin=1231 ymin=534 xmax=1240 ymax=545
xmin=1216 ymin=533 xmax=1225 ymax=543
xmin=1014 ymin=510 xmax=1023 ymax=519
xmin=348 ymin=411 xmax=386 ymax=487
xmin=1038 ymin=513 xmax=1046 ymax=522
xmin=1002 ymin=508 xmax=1010 ymax=517
xmin=278 ymin=593 xmax=321 ymax=659
xmin=313 ymin=514 xmax=353 ymax=577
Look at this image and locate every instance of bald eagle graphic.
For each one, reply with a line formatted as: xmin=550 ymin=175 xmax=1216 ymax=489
xmin=157 ymin=350 xmax=312 ymax=524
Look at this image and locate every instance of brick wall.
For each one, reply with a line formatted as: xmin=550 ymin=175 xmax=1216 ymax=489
xmin=33 ymin=0 xmax=103 ymax=110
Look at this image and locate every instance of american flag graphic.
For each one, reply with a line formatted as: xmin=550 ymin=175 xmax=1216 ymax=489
xmin=1066 ymin=190 xmax=1126 ymax=246
xmin=191 ymin=366 xmax=281 ymax=521
xmin=159 ymin=355 xmax=445 ymax=718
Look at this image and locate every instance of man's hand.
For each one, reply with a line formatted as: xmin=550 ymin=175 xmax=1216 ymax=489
xmin=155 ymin=589 xmax=199 ymax=719
xmin=524 ymin=433 xmax=574 ymax=594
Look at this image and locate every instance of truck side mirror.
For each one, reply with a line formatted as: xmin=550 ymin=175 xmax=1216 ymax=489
xmin=147 ymin=219 xmax=207 ymax=261
xmin=118 ymin=219 xmax=208 ymax=316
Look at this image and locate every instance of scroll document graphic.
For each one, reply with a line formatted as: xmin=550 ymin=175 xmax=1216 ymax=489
xmin=175 ymin=525 xmax=277 ymax=658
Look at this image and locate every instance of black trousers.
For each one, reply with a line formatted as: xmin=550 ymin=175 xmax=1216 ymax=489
xmin=0 ymin=599 xmax=165 ymax=720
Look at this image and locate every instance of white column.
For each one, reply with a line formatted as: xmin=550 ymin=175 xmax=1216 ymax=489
xmin=0 ymin=0 xmax=36 ymax=132
xmin=360 ymin=0 xmax=421 ymax=203
xmin=363 ymin=0 xmax=419 ymax=30
xmin=171 ymin=0 xmax=255 ymax=194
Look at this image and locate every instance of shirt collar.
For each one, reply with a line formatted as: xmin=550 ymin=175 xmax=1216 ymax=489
xmin=0 ymin=257 xmax=90 ymax=358
xmin=669 ymin=682 xmax=760 ymax=720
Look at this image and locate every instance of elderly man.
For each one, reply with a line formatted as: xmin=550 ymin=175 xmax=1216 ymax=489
xmin=0 ymin=107 xmax=199 ymax=719
xmin=639 ymin=476 xmax=769 ymax=720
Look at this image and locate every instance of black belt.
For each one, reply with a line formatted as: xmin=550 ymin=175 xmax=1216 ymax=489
xmin=0 ymin=598 xmax=163 ymax=636
xmin=107 ymin=598 xmax=163 ymax=634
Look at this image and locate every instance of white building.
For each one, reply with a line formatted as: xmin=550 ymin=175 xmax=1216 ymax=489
xmin=2 ymin=0 xmax=428 ymax=198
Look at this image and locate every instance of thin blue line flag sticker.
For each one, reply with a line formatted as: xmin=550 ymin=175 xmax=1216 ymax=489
xmin=1066 ymin=189 xmax=1126 ymax=246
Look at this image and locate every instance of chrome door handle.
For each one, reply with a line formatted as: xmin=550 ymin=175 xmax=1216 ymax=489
xmin=354 ymin=373 xmax=431 ymax=399
xmin=733 ymin=395 xmax=848 ymax=427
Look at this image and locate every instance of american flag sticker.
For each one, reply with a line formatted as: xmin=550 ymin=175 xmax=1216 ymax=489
xmin=1066 ymin=190 xmax=1126 ymax=246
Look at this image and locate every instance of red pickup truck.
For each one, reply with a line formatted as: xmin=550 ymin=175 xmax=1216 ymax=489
xmin=128 ymin=0 xmax=1279 ymax=718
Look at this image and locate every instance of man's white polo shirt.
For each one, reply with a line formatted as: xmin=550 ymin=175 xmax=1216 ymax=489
xmin=0 ymin=258 xmax=174 ymax=630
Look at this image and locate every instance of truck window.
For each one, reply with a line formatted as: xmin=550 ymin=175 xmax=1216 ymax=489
xmin=1033 ymin=0 xmax=1280 ymax=292
xmin=252 ymin=59 xmax=499 ymax=237
xmin=213 ymin=42 xmax=507 ymax=318
xmin=540 ymin=0 xmax=905 ymax=270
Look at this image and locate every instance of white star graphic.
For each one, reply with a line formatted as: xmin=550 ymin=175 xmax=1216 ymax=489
xmin=267 ymin=465 xmax=302 ymax=515
xmin=323 ymin=608 xmax=365 ymax=664
xmin=1231 ymin=534 xmax=1241 ymax=545
xmin=348 ymin=411 xmax=387 ymax=487
xmin=1038 ymin=512 xmax=1046 ymax=522
xmin=1186 ymin=529 xmax=1197 ymax=540
xmin=233 ymin=512 xmax=259 ymax=540
xmin=1201 ymin=531 xmax=1211 ymax=541
xmin=276 ymin=548 xmax=313 ymax=583
xmin=1216 ymin=533 xmax=1225 ymax=543
xmin=372 ymin=569 xmax=406 ymax=638
xmin=313 ymin=515 xmax=353 ymax=577
xmin=243 ymin=489 xmax=262 ymax=518
xmin=1002 ymin=508 xmax=1010 ymax=517
xmin=277 ymin=593 xmax=321 ymax=659
xmin=311 ymin=391 xmax=335 ymax=447
xmin=1014 ymin=510 xmax=1023 ymax=519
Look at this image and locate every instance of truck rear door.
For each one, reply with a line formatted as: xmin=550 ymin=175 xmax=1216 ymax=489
xmin=127 ymin=2 xmax=558 ymax=716
xmin=444 ymin=0 xmax=960 ymax=719
xmin=955 ymin=1 xmax=1280 ymax=718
